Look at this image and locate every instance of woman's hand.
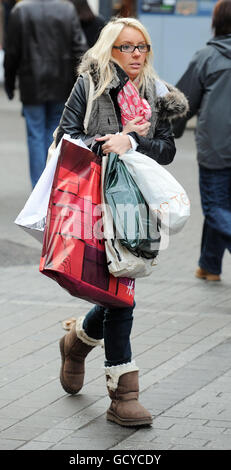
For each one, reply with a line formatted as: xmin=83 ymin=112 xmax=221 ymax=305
xmin=122 ymin=116 xmax=151 ymax=137
xmin=95 ymin=134 xmax=131 ymax=156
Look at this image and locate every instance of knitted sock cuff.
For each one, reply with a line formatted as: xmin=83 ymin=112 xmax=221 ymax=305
xmin=104 ymin=360 xmax=139 ymax=391
xmin=76 ymin=316 xmax=104 ymax=347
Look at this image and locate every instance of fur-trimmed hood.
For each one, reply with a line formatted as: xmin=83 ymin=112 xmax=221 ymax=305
xmin=79 ymin=58 xmax=189 ymax=121
xmin=155 ymin=82 xmax=189 ymax=121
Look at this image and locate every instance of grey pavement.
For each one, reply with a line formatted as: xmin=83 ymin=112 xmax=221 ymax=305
xmin=0 ymin=86 xmax=231 ymax=451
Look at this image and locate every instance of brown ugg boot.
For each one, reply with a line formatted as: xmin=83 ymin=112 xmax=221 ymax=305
xmin=105 ymin=362 xmax=153 ymax=427
xmin=59 ymin=316 xmax=103 ymax=395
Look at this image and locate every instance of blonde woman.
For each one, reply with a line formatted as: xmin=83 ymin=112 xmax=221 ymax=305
xmin=57 ymin=17 xmax=188 ymax=427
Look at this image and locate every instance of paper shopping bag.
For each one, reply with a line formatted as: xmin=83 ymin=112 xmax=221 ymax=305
xmin=39 ymin=138 xmax=135 ymax=309
xmin=14 ymin=136 xmax=89 ymax=243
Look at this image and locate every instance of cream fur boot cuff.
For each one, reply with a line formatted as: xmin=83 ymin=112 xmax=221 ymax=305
xmin=105 ymin=360 xmax=139 ymax=391
xmin=76 ymin=316 xmax=104 ymax=348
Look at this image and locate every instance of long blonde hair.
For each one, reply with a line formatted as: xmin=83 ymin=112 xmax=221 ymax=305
xmin=78 ymin=17 xmax=157 ymax=99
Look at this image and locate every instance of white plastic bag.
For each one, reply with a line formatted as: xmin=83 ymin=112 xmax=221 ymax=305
xmin=120 ymin=149 xmax=190 ymax=234
xmin=14 ymin=135 xmax=89 ymax=242
xmin=0 ymin=50 xmax=4 ymax=84
xmin=101 ymin=154 xmax=157 ymax=278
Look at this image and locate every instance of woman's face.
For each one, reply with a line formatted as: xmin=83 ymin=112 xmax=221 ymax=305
xmin=111 ymin=26 xmax=149 ymax=81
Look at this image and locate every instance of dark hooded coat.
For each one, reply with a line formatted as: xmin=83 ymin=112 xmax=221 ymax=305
xmin=173 ymin=35 xmax=231 ymax=169
xmin=4 ymin=0 xmax=87 ymax=104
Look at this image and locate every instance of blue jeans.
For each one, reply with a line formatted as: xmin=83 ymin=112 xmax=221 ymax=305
xmin=83 ymin=304 xmax=135 ymax=367
xmin=199 ymin=220 xmax=227 ymax=274
xmin=23 ymin=102 xmax=65 ymax=188
xmin=199 ymin=166 xmax=231 ymax=274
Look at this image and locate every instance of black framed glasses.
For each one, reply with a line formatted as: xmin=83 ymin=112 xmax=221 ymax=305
xmin=112 ymin=44 xmax=151 ymax=53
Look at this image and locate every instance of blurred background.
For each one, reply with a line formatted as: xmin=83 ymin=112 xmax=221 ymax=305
xmin=0 ymin=0 xmax=217 ymax=85
xmin=96 ymin=0 xmax=216 ymax=85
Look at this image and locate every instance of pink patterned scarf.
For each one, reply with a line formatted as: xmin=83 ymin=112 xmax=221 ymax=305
xmin=117 ymin=80 xmax=152 ymax=126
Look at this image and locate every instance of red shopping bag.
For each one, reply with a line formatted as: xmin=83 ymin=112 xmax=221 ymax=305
xmin=39 ymin=138 xmax=135 ymax=308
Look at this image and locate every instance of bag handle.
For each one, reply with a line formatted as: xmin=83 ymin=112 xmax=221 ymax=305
xmin=83 ymin=72 xmax=95 ymax=134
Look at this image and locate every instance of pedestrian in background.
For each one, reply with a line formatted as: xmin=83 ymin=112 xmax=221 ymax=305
xmin=4 ymin=0 xmax=87 ymax=188
xmin=57 ymin=17 xmax=188 ymax=428
xmin=173 ymin=0 xmax=231 ymax=282
xmin=69 ymin=0 xmax=105 ymax=48
xmin=1 ymin=0 xmax=16 ymax=48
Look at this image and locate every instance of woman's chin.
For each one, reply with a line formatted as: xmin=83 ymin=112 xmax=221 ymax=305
xmin=127 ymin=72 xmax=140 ymax=81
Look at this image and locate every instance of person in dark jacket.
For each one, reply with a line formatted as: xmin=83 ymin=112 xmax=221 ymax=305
xmin=69 ymin=0 xmax=105 ymax=48
xmin=57 ymin=17 xmax=188 ymax=428
xmin=1 ymin=0 xmax=16 ymax=48
xmin=172 ymin=0 xmax=231 ymax=282
xmin=4 ymin=0 xmax=87 ymax=188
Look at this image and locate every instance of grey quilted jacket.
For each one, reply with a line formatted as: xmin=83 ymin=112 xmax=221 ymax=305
xmin=173 ymin=35 xmax=231 ymax=169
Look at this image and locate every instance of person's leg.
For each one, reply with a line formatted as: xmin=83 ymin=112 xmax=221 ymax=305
xmin=23 ymin=104 xmax=46 ymax=188
xmin=103 ymin=305 xmax=134 ymax=366
xmin=59 ymin=307 xmax=104 ymax=395
xmin=45 ymin=101 xmax=65 ymax=157
xmin=60 ymin=301 xmax=152 ymax=426
xmin=198 ymin=166 xmax=231 ymax=276
xmin=59 ymin=301 xmax=133 ymax=396
xmin=82 ymin=305 xmax=105 ymax=340
xmin=93 ymin=303 xmax=152 ymax=427
xmin=199 ymin=219 xmax=226 ymax=275
xmin=83 ymin=302 xmax=134 ymax=365
xmin=83 ymin=303 xmax=134 ymax=366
